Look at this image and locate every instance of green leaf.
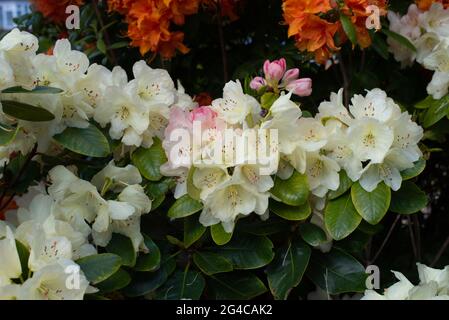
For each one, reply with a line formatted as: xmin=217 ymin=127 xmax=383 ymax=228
xmin=261 ymin=92 xmax=278 ymax=110
xmin=134 ymin=234 xmax=160 ymax=272
xmin=168 ymin=194 xmax=203 ymax=219
xmin=96 ymin=269 xmax=131 ymax=293
xmin=306 ymin=248 xmax=367 ymax=294
xmin=155 ymin=270 xmax=205 ymax=300
xmin=351 ymin=182 xmax=391 ymax=225
xmin=207 ymin=273 xmax=267 ymax=300
xmin=15 ymin=240 xmax=29 ymax=280
xmin=324 ymin=193 xmax=362 ymax=240
xmin=271 ymin=170 xmax=309 ymax=206
xmin=216 ymin=234 xmax=274 ymax=269
xmin=269 ymin=199 xmax=311 ymax=221
xmin=266 ymin=238 xmax=311 ymax=300
xmin=422 ymin=94 xmax=449 ymax=128
xmin=390 ymin=181 xmax=428 ymax=214
xmin=299 ymin=223 xmax=328 ymax=247
xmin=131 ymin=138 xmax=167 ymax=181
xmin=382 ymin=28 xmax=417 ymax=52
xmin=401 ymin=159 xmax=426 ymax=180
xmin=2 ymin=86 xmax=64 ymax=94
xmin=108 ymin=41 xmax=129 ymax=50
xmin=97 ymin=37 xmax=107 ymax=54
xmin=105 ymin=233 xmax=137 ymax=267
xmin=0 ymin=124 xmax=19 ymax=146
xmin=211 ymin=223 xmax=233 ymax=246
xmin=1 ymin=100 xmax=55 ymax=122
xmin=186 ymin=166 xmax=201 ymax=200
xmin=184 ymin=215 xmax=206 ymax=248
xmin=77 ymin=253 xmax=122 ymax=284
xmin=124 ymin=258 xmax=176 ymax=297
xmin=340 ymin=14 xmax=358 ymax=46
xmin=53 ymin=124 xmax=111 ymax=157
xmin=328 ymin=171 xmax=353 ymax=200
xmin=193 ymin=251 xmax=233 ymax=275
xmin=415 ymin=95 xmax=436 ymax=109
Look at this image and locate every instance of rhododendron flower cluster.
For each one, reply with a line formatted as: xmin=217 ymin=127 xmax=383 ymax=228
xmin=0 ymin=28 xmax=195 ymax=167
xmin=388 ymin=2 xmax=449 ymax=98
xmin=107 ymin=0 xmax=243 ymax=59
xmin=0 ymin=161 xmax=151 ymax=299
xmin=161 ymin=58 xmax=422 ymax=233
xmin=282 ymin=0 xmax=387 ymax=64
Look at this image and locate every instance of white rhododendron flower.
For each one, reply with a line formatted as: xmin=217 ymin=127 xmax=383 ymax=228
xmin=388 ymin=3 xmax=449 ymax=98
xmin=363 ymin=263 xmax=449 ymax=300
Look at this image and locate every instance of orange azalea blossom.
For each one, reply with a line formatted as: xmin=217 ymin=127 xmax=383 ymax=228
xmin=341 ymin=0 xmax=387 ymax=48
xmin=0 ymin=200 xmax=17 ymax=221
xmin=283 ymin=0 xmax=387 ymax=64
xmin=109 ymin=0 xmax=242 ymax=59
xmin=31 ymin=0 xmax=85 ymax=24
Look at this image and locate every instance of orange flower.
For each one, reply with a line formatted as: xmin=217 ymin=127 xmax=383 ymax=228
xmin=416 ymin=0 xmax=449 ymax=10
xmin=31 ymin=0 xmax=85 ymax=24
xmin=283 ymin=0 xmax=387 ymax=64
xmin=108 ymin=0 xmax=202 ymax=59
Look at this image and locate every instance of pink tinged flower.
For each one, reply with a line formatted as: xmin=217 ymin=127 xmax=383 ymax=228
xmin=163 ymin=107 xmax=193 ymax=169
xmin=286 ymin=78 xmax=313 ymax=97
xmin=263 ymin=58 xmax=287 ymax=82
xmin=249 ymin=76 xmax=267 ymax=90
xmin=281 ymin=68 xmax=300 ymax=85
xmin=190 ymin=106 xmax=218 ymax=129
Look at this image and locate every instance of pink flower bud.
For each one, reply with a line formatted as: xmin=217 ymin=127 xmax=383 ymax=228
xmin=282 ymin=68 xmax=300 ymax=85
xmin=286 ymin=78 xmax=312 ymax=97
xmin=263 ymin=58 xmax=287 ymax=82
xmin=249 ymin=76 xmax=267 ymax=90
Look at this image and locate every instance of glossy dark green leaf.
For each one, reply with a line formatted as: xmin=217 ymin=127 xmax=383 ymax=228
xmin=168 ymin=194 xmax=203 ymax=219
xmin=216 ymin=234 xmax=274 ymax=269
xmin=211 ymin=223 xmax=233 ymax=246
xmin=76 ymin=253 xmax=122 ymax=284
xmin=306 ymin=248 xmax=367 ymax=294
xmin=266 ymin=238 xmax=311 ymax=300
xmin=351 ymin=182 xmax=391 ymax=225
xmin=53 ymin=124 xmax=111 ymax=157
xmin=207 ymin=273 xmax=267 ymax=300
xmin=421 ymin=93 xmax=449 ymax=128
xmin=184 ymin=215 xmax=206 ymax=248
xmin=269 ymin=199 xmax=311 ymax=221
xmin=193 ymin=251 xmax=233 ymax=275
xmin=134 ymin=234 xmax=161 ymax=272
xmin=131 ymin=138 xmax=167 ymax=181
xmin=390 ymin=181 xmax=428 ymax=214
xmin=401 ymin=159 xmax=426 ymax=180
xmin=328 ymin=171 xmax=353 ymax=200
xmin=124 ymin=258 xmax=176 ymax=297
xmin=105 ymin=233 xmax=137 ymax=267
xmin=96 ymin=269 xmax=131 ymax=293
xmin=299 ymin=223 xmax=328 ymax=247
xmin=324 ymin=193 xmax=362 ymax=240
xmin=271 ymin=171 xmax=309 ymax=206
xmin=1 ymin=100 xmax=55 ymax=122
xmin=155 ymin=270 xmax=205 ymax=300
